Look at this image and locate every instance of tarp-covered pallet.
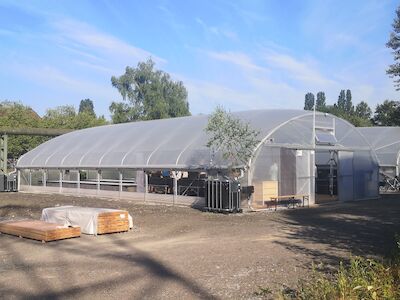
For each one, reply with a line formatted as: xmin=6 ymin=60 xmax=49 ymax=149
xmin=0 ymin=220 xmax=81 ymax=242
xmin=41 ymin=206 xmax=133 ymax=235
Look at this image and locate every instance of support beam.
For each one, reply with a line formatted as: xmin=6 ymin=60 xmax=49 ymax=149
xmin=17 ymin=170 xmax=20 ymax=191
xmin=59 ymin=170 xmax=62 ymax=193
xmin=173 ymin=172 xmax=177 ymax=206
xmin=77 ymin=170 xmax=80 ymax=194
xmin=43 ymin=169 xmax=46 ymax=187
xmin=119 ymin=171 xmax=123 ymax=198
xmin=0 ymin=134 xmax=8 ymax=174
xmin=97 ymin=170 xmax=101 ymax=195
xmin=144 ymin=171 xmax=148 ymax=203
xmin=0 ymin=127 xmax=72 ymax=137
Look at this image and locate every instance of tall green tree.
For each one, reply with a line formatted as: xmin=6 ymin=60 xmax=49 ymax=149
xmin=205 ymin=106 xmax=260 ymax=172
xmin=304 ymin=92 xmax=315 ymax=110
xmin=110 ymin=58 xmax=190 ymax=123
xmin=336 ymin=90 xmax=346 ymax=111
xmin=0 ymin=101 xmax=45 ymax=159
xmin=316 ymin=92 xmax=326 ymax=111
xmin=373 ymin=100 xmax=400 ymax=126
xmin=79 ymin=99 xmax=95 ymax=116
xmin=345 ymin=89 xmax=353 ymax=113
xmin=387 ymin=6 xmax=400 ymax=90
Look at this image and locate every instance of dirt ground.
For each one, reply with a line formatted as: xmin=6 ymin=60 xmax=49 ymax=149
xmin=1 ymin=193 xmax=400 ymax=299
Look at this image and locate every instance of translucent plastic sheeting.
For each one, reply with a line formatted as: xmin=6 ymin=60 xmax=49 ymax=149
xmin=358 ymin=127 xmax=400 ymax=168
xmin=17 ymin=109 xmax=374 ymax=170
xmin=41 ymin=206 xmax=133 ymax=235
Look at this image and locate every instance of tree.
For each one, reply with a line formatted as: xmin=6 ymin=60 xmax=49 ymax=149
xmin=205 ymin=106 xmax=260 ymax=173
xmin=345 ymin=89 xmax=353 ymax=113
xmin=110 ymin=58 xmax=190 ymax=123
xmin=355 ymin=101 xmax=372 ymax=120
xmin=373 ymin=100 xmax=400 ymax=126
xmin=316 ymin=92 xmax=326 ymax=111
xmin=337 ymin=90 xmax=346 ymax=111
xmin=43 ymin=105 xmax=107 ymax=129
xmin=387 ymin=6 xmax=400 ymax=90
xmin=79 ymin=99 xmax=95 ymax=116
xmin=0 ymin=101 xmax=45 ymax=160
xmin=304 ymin=92 xmax=315 ymax=110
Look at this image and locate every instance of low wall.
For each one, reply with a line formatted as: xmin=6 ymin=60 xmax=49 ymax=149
xmin=20 ymin=185 xmax=205 ymax=208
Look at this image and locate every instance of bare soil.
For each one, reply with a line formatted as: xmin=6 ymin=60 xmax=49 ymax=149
xmin=1 ymin=192 xmax=400 ymax=299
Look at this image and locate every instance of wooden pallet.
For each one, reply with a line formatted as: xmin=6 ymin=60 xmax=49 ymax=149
xmin=0 ymin=220 xmax=81 ymax=243
xmin=97 ymin=211 xmax=129 ymax=234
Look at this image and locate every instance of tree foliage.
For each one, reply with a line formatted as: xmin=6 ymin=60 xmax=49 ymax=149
xmin=316 ymin=92 xmax=326 ymax=111
xmin=79 ymin=99 xmax=95 ymax=116
xmin=373 ymin=100 xmax=400 ymax=126
xmin=303 ymin=90 xmax=372 ymax=127
xmin=304 ymin=92 xmax=315 ymax=110
xmin=43 ymin=105 xmax=107 ymax=129
xmin=110 ymin=58 xmax=190 ymax=123
xmin=205 ymin=106 xmax=260 ymax=171
xmin=387 ymin=6 xmax=400 ymax=90
xmin=0 ymin=101 xmax=46 ymax=159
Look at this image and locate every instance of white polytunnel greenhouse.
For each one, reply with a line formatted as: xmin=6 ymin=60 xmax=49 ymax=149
xmin=358 ymin=127 xmax=400 ymax=178
xmin=16 ymin=109 xmax=380 ymax=210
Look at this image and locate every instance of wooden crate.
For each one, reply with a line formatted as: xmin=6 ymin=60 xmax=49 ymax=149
xmin=97 ymin=211 xmax=129 ymax=234
xmin=253 ymin=180 xmax=278 ymax=208
xmin=0 ymin=220 xmax=80 ymax=242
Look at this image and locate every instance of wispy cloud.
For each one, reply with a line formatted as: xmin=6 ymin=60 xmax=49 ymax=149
xmin=262 ymin=50 xmax=335 ymax=86
xmin=52 ymin=18 xmax=166 ymax=65
xmin=195 ymin=17 xmax=238 ymax=41
xmin=206 ymin=50 xmax=267 ymax=72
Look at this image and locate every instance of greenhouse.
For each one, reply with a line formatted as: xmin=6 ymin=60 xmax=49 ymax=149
xmin=16 ymin=109 xmax=380 ymax=209
xmin=358 ymin=127 xmax=400 ymax=178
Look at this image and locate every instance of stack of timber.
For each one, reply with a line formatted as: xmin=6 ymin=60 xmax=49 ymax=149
xmin=41 ymin=206 xmax=132 ymax=235
xmin=252 ymin=180 xmax=279 ymax=209
xmin=97 ymin=210 xmax=129 ymax=234
xmin=0 ymin=220 xmax=80 ymax=242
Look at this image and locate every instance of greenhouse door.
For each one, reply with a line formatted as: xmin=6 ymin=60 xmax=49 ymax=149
xmin=337 ymin=151 xmax=354 ymax=202
xmin=280 ymin=148 xmax=296 ymax=195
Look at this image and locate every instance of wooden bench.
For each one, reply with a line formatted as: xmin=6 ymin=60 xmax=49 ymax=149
xmin=264 ymin=194 xmax=309 ymax=211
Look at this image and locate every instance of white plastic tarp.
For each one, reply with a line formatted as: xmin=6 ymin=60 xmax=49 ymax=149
xmin=41 ymin=206 xmax=133 ymax=235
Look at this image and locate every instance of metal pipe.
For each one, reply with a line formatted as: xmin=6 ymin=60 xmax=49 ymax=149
xmin=17 ymin=169 xmax=20 ymax=191
xmin=59 ymin=170 xmax=62 ymax=193
xmin=173 ymin=172 xmax=177 ymax=206
xmin=77 ymin=170 xmax=80 ymax=195
xmin=119 ymin=170 xmax=122 ymax=198
xmin=144 ymin=171 xmax=148 ymax=203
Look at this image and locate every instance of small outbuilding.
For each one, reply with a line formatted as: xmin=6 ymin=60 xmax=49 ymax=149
xmin=17 ymin=109 xmax=379 ymax=209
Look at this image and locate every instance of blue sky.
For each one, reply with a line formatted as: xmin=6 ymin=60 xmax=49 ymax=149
xmin=0 ymin=0 xmax=398 ymax=119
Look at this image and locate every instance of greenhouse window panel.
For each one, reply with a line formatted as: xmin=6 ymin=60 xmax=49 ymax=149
xmin=316 ymin=131 xmax=337 ymax=145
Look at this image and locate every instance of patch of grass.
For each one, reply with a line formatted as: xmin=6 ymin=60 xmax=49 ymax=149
xmin=258 ymin=235 xmax=400 ymax=299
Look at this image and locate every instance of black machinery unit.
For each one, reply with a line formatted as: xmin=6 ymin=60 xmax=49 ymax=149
xmin=205 ymin=179 xmax=241 ymax=213
xmin=0 ymin=173 xmax=17 ymax=192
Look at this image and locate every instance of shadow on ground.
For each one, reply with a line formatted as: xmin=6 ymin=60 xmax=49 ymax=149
xmin=274 ymin=196 xmax=400 ymax=266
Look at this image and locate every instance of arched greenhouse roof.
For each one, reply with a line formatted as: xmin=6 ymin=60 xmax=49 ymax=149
xmin=358 ymin=127 xmax=400 ymax=167
xmin=17 ymin=109 xmax=373 ymax=170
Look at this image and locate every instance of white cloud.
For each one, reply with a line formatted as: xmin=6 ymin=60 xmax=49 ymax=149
xmin=52 ymin=18 xmax=166 ymax=65
xmin=262 ymin=50 xmax=335 ymax=87
xmin=206 ymin=50 xmax=267 ymax=72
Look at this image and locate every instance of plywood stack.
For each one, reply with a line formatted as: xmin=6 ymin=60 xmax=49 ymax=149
xmin=97 ymin=210 xmax=129 ymax=234
xmin=252 ymin=180 xmax=278 ymax=209
xmin=0 ymin=220 xmax=80 ymax=242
